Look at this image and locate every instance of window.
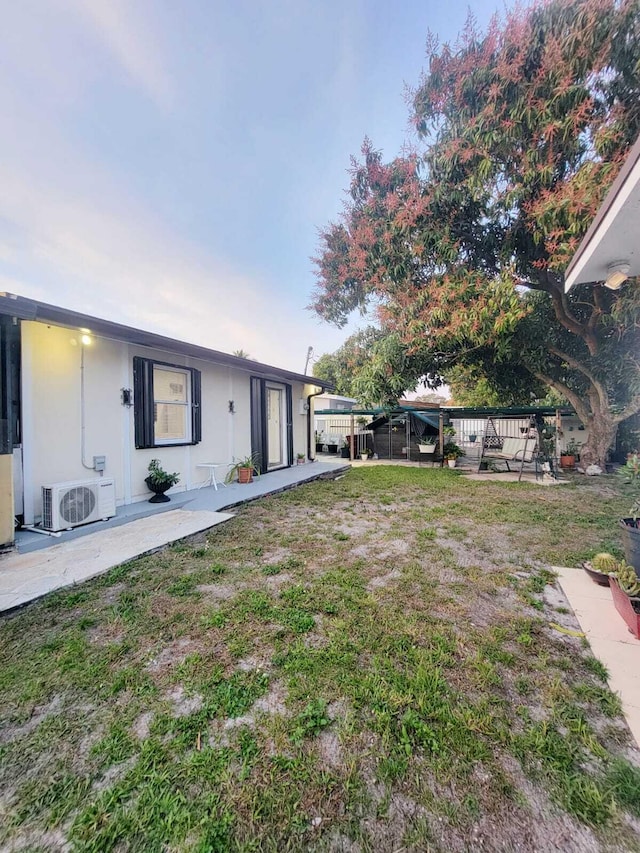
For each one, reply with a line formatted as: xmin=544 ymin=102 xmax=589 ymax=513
xmin=133 ymin=357 xmax=201 ymax=448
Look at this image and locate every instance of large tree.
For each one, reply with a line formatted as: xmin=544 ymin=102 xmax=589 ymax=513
xmin=312 ymin=0 xmax=640 ymax=468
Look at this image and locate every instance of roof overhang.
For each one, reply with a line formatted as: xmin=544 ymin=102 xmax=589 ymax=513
xmin=564 ymin=135 xmax=640 ymax=291
xmin=0 ymin=292 xmax=333 ymax=390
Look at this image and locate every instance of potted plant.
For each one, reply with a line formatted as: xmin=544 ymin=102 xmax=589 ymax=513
xmin=340 ymin=440 xmax=350 ymax=459
xmin=443 ymin=441 xmax=463 ymax=469
xmin=619 ymin=453 xmax=640 ymax=575
xmin=360 ymin=450 xmax=369 ymax=461
xmin=145 ymin=459 xmax=179 ymax=503
xmin=608 ymin=558 xmax=640 ymax=639
xmin=560 ymin=438 xmax=580 ymax=470
xmin=582 ymin=552 xmax=615 ymax=586
xmin=315 ymin=431 xmax=324 ymax=454
xmin=296 ymin=452 xmax=305 ymax=465
xmin=418 ymin=437 xmax=437 ymax=453
xmin=226 ymin=453 xmax=260 ymax=484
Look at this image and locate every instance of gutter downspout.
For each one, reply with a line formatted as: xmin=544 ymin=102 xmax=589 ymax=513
xmin=306 ymin=386 xmax=324 ymax=461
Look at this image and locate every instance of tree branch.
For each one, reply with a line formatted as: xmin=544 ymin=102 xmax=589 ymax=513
xmin=529 ymin=368 xmax=591 ymax=424
xmin=613 ymin=393 xmax=640 ymax=425
xmin=547 ymin=346 xmax=608 ymax=411
xmin=549 ymin=287 xmax=598 ymax=355
xmin=518 ymin=276 xmax=598 ymax=355
xmin=588 ymin=285 xmax=605 ymax=332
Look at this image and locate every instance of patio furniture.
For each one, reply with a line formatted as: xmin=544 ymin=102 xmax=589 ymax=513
xmin=477 ymin=416 xmax=542 ymax=481
xmin=196 ymin=463 xmax=228 ymax=491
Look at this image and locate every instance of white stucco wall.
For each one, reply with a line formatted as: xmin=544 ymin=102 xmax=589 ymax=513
xmin=20 ymin=321 xmax=313 ymax=523
xmin=21 ymin=322 xmax=125 ymax=522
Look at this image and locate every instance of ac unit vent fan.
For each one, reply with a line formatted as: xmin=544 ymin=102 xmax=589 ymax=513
xmin=60 ymin=486 xmax=97 ymax=525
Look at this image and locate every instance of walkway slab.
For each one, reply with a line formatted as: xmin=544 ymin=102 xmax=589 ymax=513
xmin=0 ymin=460 xmax=350 ymax=613
xmin=0 ymin=509 xmax=232 ymax=613
xmin=555 ymin=565 xmax=640 ymax=747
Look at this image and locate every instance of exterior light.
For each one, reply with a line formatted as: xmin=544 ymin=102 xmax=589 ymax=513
xmin=605 ymin=261 xmax=630 ymax=290
xmin=81 ymin=334 xmax=92 ymax=346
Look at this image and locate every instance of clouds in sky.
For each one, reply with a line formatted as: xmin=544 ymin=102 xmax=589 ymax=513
xmin=0 ymin=0 xmax=505 ymax=371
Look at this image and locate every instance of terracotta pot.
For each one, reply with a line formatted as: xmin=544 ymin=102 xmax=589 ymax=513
xmin=610 ymin=577 xmax=640 ymax=639
xmin=237 ymin=467 xmax=253 ymax=484
xmin=560 ymin=454 xmax=575 ymax=469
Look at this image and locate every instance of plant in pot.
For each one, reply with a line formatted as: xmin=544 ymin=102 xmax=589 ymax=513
xmin=340 ymin=440 xmax=350 ymax=459
xmin=418 ymin=435 xmax=437 ymax=453
xmin=560 ymin=438 xmax=580 ymax=470
xmin=443 ymin=441 xmax=463 ymax=468
xmin=226 ymin=453 xmax=260 ymax=485
xmin=315 ymin=431 xmax=324 ymax=453
xmin=582 ymin=551 xmax=617 ymax=586
xmin=145 ymin=459 xmax=179 ymax=503
xmin=296 ymin=452 xmax=305 ymax=465
xmin=608 ymin=558 xmax=640 ymax=639
xmin=619 ymin=453 xmax=640 ymax=575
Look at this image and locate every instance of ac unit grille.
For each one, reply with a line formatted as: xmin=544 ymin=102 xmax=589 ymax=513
xmin=42 ymin=488 xmax=53 ymax=530
xmin=60 ymin=486 xmax=97 ymax=525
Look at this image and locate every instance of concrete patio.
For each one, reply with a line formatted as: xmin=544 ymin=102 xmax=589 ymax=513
xmin=556 ymin=566 xmax=640 ymax=748
xmin=0 ymin=459 xmax=348 ymax=613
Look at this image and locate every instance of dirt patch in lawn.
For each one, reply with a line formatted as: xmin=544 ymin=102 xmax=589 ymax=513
xmin=196 ymin=582 xmax=238 ymax=600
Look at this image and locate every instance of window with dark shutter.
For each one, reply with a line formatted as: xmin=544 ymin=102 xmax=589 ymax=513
xmin=133 ymin=356 xmax=201 ymax=448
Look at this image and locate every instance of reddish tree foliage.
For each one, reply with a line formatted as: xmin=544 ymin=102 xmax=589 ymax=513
xmin=312 ymin=0 xmax=640 ymax=468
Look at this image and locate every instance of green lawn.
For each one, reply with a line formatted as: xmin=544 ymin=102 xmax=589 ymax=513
xmin=2 ymin=468 xmax=640 ymax=852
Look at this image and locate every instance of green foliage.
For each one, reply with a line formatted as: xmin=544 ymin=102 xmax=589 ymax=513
xmin=290 ymin=699 xmax=331 ymax=743
xmin=225 ymin=453 xmax=261 ymax=484
xmin=146 ymin=459 xmax=179 ymax=488
xmin=313 ymin=0 xmax=640 ymax=460
xmin=612 ymin=562 xmax=640 ymax=597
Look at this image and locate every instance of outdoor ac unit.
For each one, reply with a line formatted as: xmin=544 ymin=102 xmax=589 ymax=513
xmin=41 ymin=479 xmax=116 ymax=532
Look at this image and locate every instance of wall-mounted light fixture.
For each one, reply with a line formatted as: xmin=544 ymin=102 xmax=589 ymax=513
xmin=121 ymin=388 xmax=133 ymax=407
xmin=228 ymin=400 xmax=235 ymax=414
xmin=605 ymin=260 xmax=630 ymax=290
xmin=81 ymin=333 xmax=92 ymax=346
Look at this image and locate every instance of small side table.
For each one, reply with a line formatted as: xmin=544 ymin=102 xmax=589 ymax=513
xmin=196 ymin=463 xmax=228 ymax=491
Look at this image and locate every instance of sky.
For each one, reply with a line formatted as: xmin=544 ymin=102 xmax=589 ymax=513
xmin=0 ymin=0 xmax=510 ymax=374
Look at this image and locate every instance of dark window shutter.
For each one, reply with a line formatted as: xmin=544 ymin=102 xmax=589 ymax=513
xmin=133 ymin=356 xmax=154 ymax=448
xmin=191 ymin=368 xmax=202 ymax=443
xmin=250 ymin=376 xmax=266 ymax=473
xmin=285 ymin=384 xmax=293 ymax=466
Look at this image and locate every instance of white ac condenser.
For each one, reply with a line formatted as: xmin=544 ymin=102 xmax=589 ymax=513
xmin=41 ymin=478 xmax=116 ymax=532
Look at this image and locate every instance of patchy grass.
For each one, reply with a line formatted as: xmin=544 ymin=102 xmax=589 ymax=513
xmin=1 ymin=467 xmax=638 ymax=852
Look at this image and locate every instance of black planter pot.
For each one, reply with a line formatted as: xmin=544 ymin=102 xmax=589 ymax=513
xmin=621 ymin=518 xmax=640 ymax=576
xmin=145 ymin=476 xmax=173 ymax=503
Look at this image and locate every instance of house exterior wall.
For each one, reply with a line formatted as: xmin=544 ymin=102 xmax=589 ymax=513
xmin=20 ymin=321 xmax=311 ymax=523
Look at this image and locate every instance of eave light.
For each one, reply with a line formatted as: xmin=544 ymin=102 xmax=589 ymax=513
xmin=605 ymin=261 xmax=630 ymax=290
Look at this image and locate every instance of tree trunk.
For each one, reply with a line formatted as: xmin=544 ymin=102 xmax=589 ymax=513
xmin=578 ymin=415 xmax=618 ymax=472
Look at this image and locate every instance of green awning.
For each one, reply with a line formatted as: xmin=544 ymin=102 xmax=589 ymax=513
xmin=411 ymin=411 xmax=440 ymax=429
